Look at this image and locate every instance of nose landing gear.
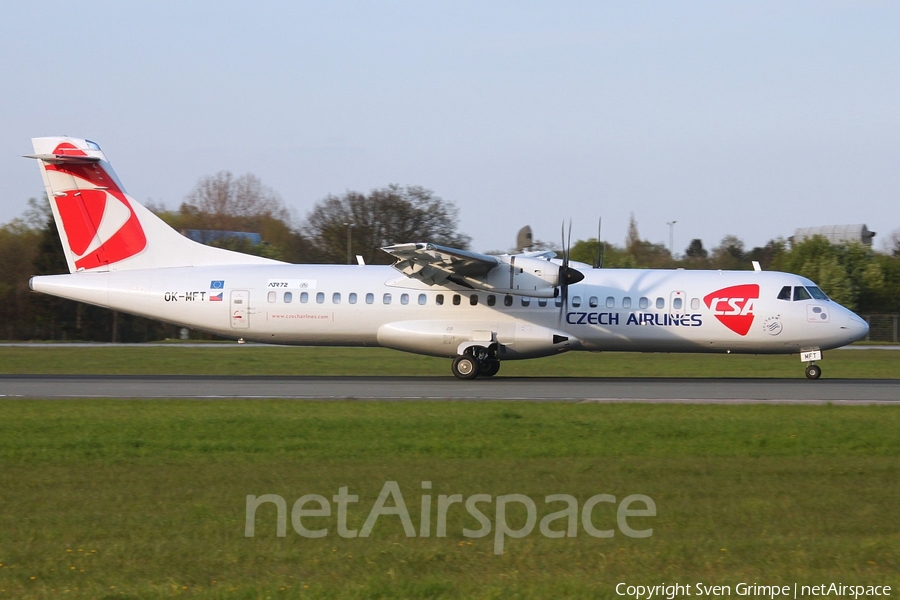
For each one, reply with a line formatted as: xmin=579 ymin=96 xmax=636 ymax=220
xmin=805 ymin=363 xmax=822 ymax=380
xmin=801 ymin=349 xmax=823 ymax=380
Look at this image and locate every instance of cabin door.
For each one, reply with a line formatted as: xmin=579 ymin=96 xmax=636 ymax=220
xmin=231 ymin=290 xmax=250 ymax=329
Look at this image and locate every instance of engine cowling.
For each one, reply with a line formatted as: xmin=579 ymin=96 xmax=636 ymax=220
xmin=382 ymin=243 xmax=583 ymax=298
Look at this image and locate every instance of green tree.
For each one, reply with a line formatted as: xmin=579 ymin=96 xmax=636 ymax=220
xmin=710 ymin=235 xmax=748 ymax=270
xmin=153 ymin=171 xmax=308 ymax=262
xmin=683 ymin=238 xmax=709 ymax=268
xmin=746 ymin=239 xmax=785 ymax=271
xmin=302 ymin=185 xmax=470 ymax=265
xmin=569 ymin=239 xmax=638 ymax=268
xmin=0 ymin=201 xmax=45 ymax=339
xmin=616 ymin=214 xmax=674 ymax=268
xmin=770 ymin=236 xmax=887 ymax=311
xmin=684 ymin=238 xmax=708 ymax=259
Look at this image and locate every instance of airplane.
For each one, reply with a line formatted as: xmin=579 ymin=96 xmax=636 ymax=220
xmin=26 ymin=136 xmax=869 ymax=380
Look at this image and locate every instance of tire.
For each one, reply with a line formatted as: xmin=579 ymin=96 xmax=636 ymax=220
xmin=452 ymin=355 xmax=479 ymax=380
xmin=480 ymin=360 xmax=501 ymax=377
xmin=805 ymin=365 xmax=822 ymax=380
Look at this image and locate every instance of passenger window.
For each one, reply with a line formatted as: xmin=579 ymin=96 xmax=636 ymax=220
xmin=267 ymin=291 xmax=276 ymax=303
xmin=418 ymin=294 xmax=427 ymax=305
xmin=383 ymin=293 xmax=392 ymax=304
xmin=793 ymin=286 xmax=812 ymax=301
xmin=639 ymin=297 xmax=649 ymax=309
xmin=538 ymin=299 xmax=547 ymax=307
xmin=656 ymin=297 xmax=665 ymax=309
xmin=521 ymin=297 xmax=531 ymax=307
xmin=504 ymin=295 xmax=513 ymax=307
xmin=589 ymin=296 xmax=599 ymax=308
xmin=401 ymin=294 xmax=409 ymax=305
xmin=623 ymin=297 xmax=632 ymax=309
xmin=690 ymin=298 xmax=699 ymax=310
xmin=365 ymin=293 xmax=374 ymax=305
xmin=301 ymin=292 xmax=309 ymax=303
xmin=333 ymin=292 xmax=341 ymax=304
xmin=470 ymin=295 xmax=478 ymax=306
xmin=555 ymin=297 xmax=563 ymax=308
xmin=777 ymin=286 xmax=791 ymax=301
xmin=453 ymin=295 xmax=461 ymax=306
xmin=571 ymin=296 xmax=581 ymax=308
xmin=673 ymin=297 xmax=682 ymax=310
xmin=487 ymin=295 xmax=496 ymax=306
xmin=436 ymin=294 xmax=444 ymax=306
xmin=349 ymin=293 xmax=357 ymax=304
xmin=606 ymin=296 xmax=615 ymax=308
xmin=284 ymin=292 xmax=292 ymax=303
xmin=316 ymin=292 xmax=325 ymax=304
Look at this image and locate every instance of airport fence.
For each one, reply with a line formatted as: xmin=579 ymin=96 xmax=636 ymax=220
xmin=860 ymin=314 xmax=899 ymax=343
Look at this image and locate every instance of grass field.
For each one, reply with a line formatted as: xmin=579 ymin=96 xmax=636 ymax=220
xmin=0 ymin=344 xmax=898 ymax=378
xmin=0 ymin=400 xmax=898 ymax=599
xmin=0 ymin=346 xmax=897 ymax=598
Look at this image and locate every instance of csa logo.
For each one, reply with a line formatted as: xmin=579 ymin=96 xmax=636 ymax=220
xmin=703 ymin=284 xmax=759 ymax=336
xmin=46 ymin=142 xmax=146 ymax=270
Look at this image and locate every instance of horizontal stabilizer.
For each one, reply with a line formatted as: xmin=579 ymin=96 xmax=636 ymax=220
xmin=24 ymin=153 xmax=102 ymax=165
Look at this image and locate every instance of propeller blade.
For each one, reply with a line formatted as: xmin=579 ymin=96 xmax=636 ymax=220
xmin=558 ymin=219 xmax=582 ymax=323
xmin=560 ymin=221 xmax=568 ymax=303
xmin=594 ymin=217 xmax=603 ymax=269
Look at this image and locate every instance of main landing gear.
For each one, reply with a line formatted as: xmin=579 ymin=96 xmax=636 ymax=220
xmin=451 ymin=346 xmax=500 ymax=380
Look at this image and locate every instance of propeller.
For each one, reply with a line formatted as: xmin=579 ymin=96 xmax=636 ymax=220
xmin=558 ymin=220 xmax=584 ymax=321
xmin=593 ymin=217 xmax=605 ymax=269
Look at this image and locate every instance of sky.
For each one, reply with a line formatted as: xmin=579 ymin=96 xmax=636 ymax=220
xmin=1 ymin=1 xmax=898 ymax=254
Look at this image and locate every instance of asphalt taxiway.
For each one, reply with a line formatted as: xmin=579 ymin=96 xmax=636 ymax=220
xmin=1 ymin=375 xmax=898 ymax=403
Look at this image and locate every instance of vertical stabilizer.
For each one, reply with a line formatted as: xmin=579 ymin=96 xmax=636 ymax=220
xmin=27 ymin=137 xmax=283 ymax=273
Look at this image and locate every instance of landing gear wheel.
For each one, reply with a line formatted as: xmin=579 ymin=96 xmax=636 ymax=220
xmin=805 ymin=364 xmax=822 ymax=380
xmin=452 ymin=355 xmax=479 ymax=380
xmin=480 ymin=360 xmax=500 ymax=378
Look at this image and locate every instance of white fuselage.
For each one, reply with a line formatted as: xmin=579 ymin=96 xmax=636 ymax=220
xmin=30 ymin=262 xmax=869 ymax=360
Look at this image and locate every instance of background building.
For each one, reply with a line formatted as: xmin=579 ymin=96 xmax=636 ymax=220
xmin=791 ymin=224 xmax=875 ymax=246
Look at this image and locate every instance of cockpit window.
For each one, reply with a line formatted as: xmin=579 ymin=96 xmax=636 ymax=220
xmin=793 ymin=286 xmax=812 ymax=301
xmin=806 ymin=286 xmax=829 ymax=300
xmin=777 ymin=286 xmax=791 ymax=301
xmin=85 ymin=140 xmax=102 ymax=151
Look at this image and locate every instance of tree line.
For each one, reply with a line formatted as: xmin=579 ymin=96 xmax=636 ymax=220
xmin=569 ymin=214 xmax=900 ymax=314
xmin=0 ymin=173 xmax=469 ymax=341
xmin=1 ymin=174 xmax=898 ymax=341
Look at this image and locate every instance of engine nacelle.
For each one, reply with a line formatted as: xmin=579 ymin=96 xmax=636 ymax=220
xmin=382 ymin=243 xmax=583 ymax=298
xmin=377 ymin=319 xmax=580 ymax=359
xmin=475 ymin=255 xmax=562 ymax=298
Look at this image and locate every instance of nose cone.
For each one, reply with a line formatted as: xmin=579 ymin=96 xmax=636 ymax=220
xmin=846 ymin=313 xmax=869 ymax=343
xmin=559 ymin=265 xmax=585 ymax=285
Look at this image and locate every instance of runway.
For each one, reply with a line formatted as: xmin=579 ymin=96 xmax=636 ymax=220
xmin=1 ymin=375 xmax=898 ymax=403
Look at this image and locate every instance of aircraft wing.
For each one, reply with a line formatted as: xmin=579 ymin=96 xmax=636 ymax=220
xmin=381 ymin=243 xmax=501 ymax=285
